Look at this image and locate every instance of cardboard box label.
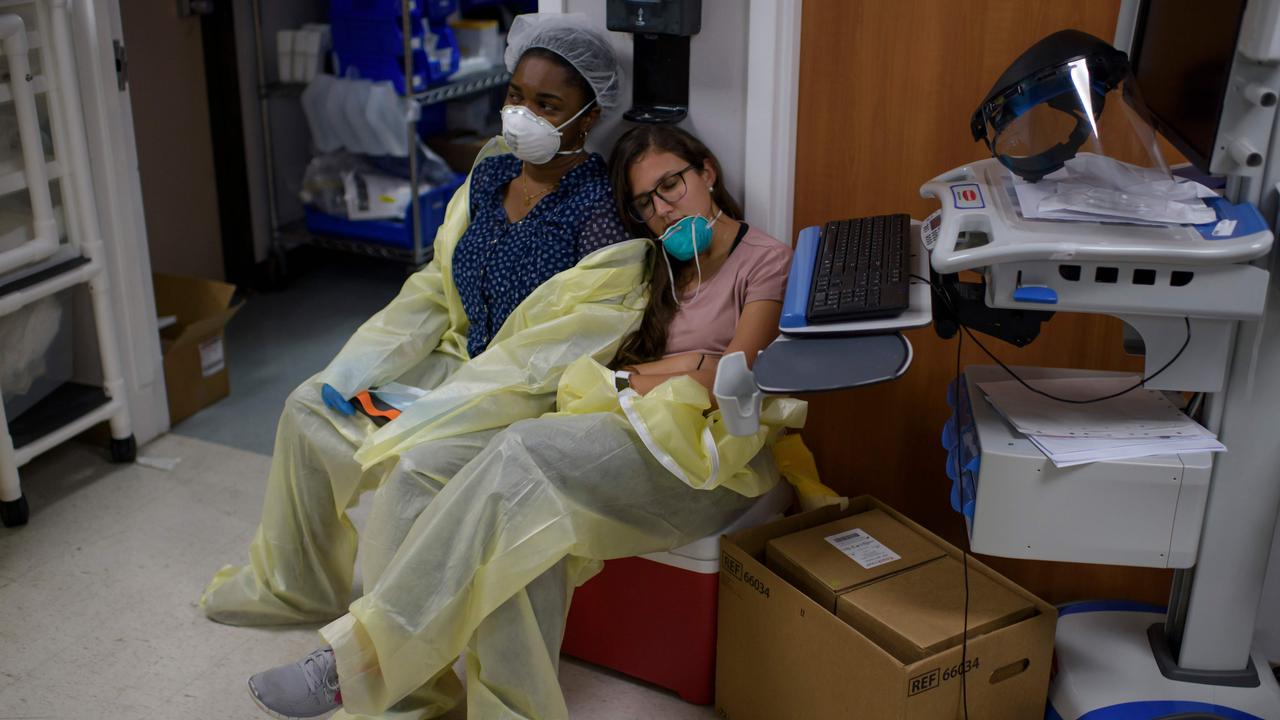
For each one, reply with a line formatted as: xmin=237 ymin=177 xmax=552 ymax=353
xmin=908 ymin=656 xmax=981 ymax=696
xmin=825 ymin=528 xmax=901 ymax=569
xmin=722 ymin=551 xmax=771 ymax=598
xmin=199 ymin=337 xmax=225 ymax=377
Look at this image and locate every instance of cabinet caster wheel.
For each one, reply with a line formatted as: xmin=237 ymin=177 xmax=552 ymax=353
xmin=110 ymin=435 xmax=136 ymax=463
xmin=1 ymin=495 xmax=29 ymax=527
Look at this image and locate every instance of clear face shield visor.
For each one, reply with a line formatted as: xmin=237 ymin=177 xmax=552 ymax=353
xmin=971 ymin=49 xmax=1136 ymax=182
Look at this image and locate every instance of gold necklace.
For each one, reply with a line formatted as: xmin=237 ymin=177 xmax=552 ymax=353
xmin=520 ymin=173 xmax=558 ymax=206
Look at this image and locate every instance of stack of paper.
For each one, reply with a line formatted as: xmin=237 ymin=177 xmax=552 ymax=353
xmin=1005 ymin=154 xmax=1219 ymax=227
xmin=977 ymin=376 xmax=1226 ymax=468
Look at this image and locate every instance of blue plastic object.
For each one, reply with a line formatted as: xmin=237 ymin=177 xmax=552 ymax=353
xmin=422 ymin=0 xmax=457 ymax=22
xmin=322 ymin=384 xmax=356 ymax=416
xmin=964 ymin=455 xmax=980 ymax=476
xmin=943 ymin=373 xmax=983 ymax=522
xmin=1056 ymin=600 xmax=1166 ymax=618
xmin=1193 ymin=196 xmax=1270 ymax=241
xmin=1047 ymin=700 xmax=1264 ymax=720
xmin=330 ymin=0 xmax=423 ymax=19
xmin=304 ymin=172 xmax=465 ymax=250
xmin=941 ymin=416 xmax=958 ymax=449
xmin=959 ymin=471 xmax=976 ymax=520
xmin=335 ymin=42 xmax=459 ymax=94
xmin=332 ymin=17 xmax=429 ymax=56
xmin=1012 ymin=285 xmax=1058 ymax=304
xmin=462 ymin=0 xmax=533 ymax=10
xmin=779 ymin=225 xmax=821 ymax=329
xmin=333 ymin=24 xmax=459 ymax=93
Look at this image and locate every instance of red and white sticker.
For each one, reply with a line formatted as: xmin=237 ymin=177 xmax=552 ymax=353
xmin=951 ymin=183 xmax=985 ymax=209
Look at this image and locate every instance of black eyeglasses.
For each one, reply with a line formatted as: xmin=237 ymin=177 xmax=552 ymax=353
xmin=628 ymin=164 xmax=696 ymax=222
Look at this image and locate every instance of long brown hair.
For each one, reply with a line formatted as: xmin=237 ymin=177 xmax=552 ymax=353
xmin=608 ymin=125 xmax=744 ymax=367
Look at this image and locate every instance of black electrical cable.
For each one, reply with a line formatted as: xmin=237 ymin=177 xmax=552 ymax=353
xmin=910 ymin=274 xmax=1193 ymax=405
xmin=914 ymin=268 xmax=1193 ymax=719
xmin=954 ymin=325 xmax=970 ymax=720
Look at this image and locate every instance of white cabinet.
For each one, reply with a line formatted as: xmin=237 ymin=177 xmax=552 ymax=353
xmin=0 ymin=0 xmax=163 ymax=527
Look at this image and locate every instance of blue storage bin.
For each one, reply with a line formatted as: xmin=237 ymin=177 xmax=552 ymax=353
xmin=333 ymin=17 xmax=427 ymax=55
xmin=331 ymin=0 xmax=453 ymax=21
xmin=334 ymin=26 xmax=459 ymax=92
xmin=303 ymin=173 xmax=465 ymax=250
xmin=942 ymin=373 xmax=983 ymax=522
xmin=461 ymin=0 xmax=533 ymax=11
xmin=423 ymin=0 xmax=457 ymax=22
xmin=330 ymin=0 xmax=422 ymax=19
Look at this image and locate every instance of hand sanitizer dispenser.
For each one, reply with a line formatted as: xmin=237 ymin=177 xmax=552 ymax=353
xmin=606 ymin=0 xmax=702 ymax=123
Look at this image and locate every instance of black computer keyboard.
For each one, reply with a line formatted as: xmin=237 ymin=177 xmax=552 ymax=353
xmin=807 ymin=213 xmax=911 ymax=324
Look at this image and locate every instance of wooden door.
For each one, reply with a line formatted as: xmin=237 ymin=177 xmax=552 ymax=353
xmin=794 ymin=0 xmax=1174 ymax=604
xmin=121 ymin=2 xmax=224 ymax=280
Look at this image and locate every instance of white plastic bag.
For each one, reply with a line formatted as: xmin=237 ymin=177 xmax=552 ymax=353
xmin=342 ymin=79 xmax=378 ymax=156
xmin=301 ymin=75 xmax=341 ymax=153
xmin=365 ymin=82 xmax=417 ymax=157
xmin=304 ymin=75 xmax=419 ymax=158
xmin=342 ymin=171 xmax=412 ymax=220
xmin=0 ymin=295 xmax=61 ymax=401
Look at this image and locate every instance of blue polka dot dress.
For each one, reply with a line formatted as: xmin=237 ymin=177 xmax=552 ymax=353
xmin=453 ymin=153 xmax=629 ymax=357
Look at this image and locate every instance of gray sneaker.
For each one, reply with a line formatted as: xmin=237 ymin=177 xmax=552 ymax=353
xmin=248 ymin=647 xmax=341 ymax=719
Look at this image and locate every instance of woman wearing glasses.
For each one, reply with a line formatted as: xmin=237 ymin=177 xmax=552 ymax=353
xmin=243 ymin=124 xmax=800 ymax=720
xmin=608 ymin=123 xmax=792 ymax=386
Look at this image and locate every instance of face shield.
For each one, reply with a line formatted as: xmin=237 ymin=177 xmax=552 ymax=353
xmin=971 ymin=30 xmax=1135 ymax=182
xmin=971 ymin=30 xmax=1215 ymax=224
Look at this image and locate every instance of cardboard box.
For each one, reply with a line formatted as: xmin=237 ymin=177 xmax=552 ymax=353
xmin=152 ymin=273 xmax=241 ymax=426
xmin=765 ymin=508 xmax=946 ymax=611
xmin=836 ymin=556 xmax=1037 ymax=663
xmin=717 ymin=497 xmax=1057 ymax=720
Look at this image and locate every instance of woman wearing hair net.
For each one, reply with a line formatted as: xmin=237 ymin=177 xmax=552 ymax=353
xmin=199 ymin=14 xmax=646 ymax=630
xmin=242 ymin=123 xmax=812 ymax=720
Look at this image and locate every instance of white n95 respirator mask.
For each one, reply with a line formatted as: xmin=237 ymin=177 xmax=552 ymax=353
xmin=501 ymin=101 xmax=594 ymax=165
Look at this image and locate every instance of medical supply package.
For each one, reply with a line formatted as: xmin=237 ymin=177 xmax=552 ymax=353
xmin=153 ymin=273 xmax=242 ymax=425
xmin=764 ymin=509 xmax=945 ymax=612
xmin=836 ymin=555 xmax=1036 ymax=663
xmin=716 ymin=496 xmax=1055 ymax=720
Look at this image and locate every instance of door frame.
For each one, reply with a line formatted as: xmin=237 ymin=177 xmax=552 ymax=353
xmin=68 ymin=0 xmax=169 ymax=442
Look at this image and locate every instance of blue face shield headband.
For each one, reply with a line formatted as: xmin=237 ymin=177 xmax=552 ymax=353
xmin=970 ymin=30 xmax=1129 ymax=182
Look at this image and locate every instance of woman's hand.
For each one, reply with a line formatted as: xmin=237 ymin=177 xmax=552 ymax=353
xmin=623 ymin=300 xmax=780 ymax=397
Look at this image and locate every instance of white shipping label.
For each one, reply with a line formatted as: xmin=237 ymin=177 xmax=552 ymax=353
xmin=199 ymin=337 xmax=226 ymax=377
xmin=825 ymin=528 xmax=901 ymax=569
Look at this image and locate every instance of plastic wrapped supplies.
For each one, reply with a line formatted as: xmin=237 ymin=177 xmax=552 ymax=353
xmin=300 ymin=154 xmax=415 ymax=221
xmin=1017 ymin=154 xmax=1218 ymax=225
xmin=302 ymin=75 xmax=419 ymax=158
xmin=0 ymin=294 xmax=63 ymax=402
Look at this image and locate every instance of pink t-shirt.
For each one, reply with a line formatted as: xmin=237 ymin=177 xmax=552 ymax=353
xmin=663 ymin=224 xmax=793 ymax=358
